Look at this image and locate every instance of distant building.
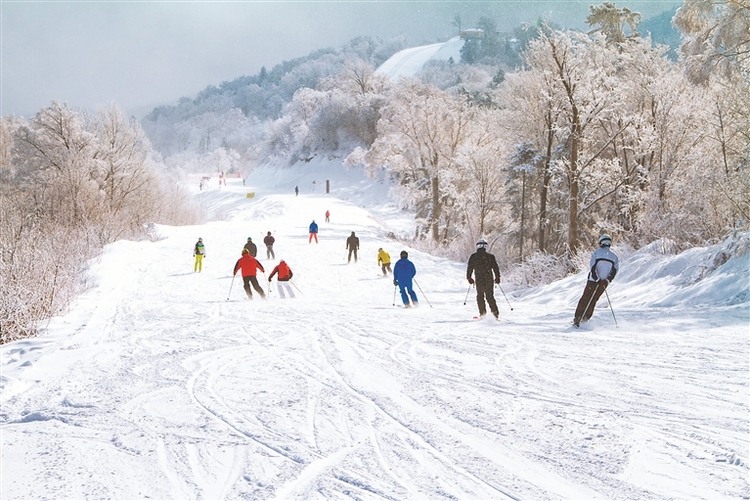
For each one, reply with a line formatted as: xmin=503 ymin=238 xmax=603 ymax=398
xmin=460 ymin=29 xmax=484 ymax=39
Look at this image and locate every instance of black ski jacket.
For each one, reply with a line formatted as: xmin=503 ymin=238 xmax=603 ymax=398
xmin=346 ymin=235 xmax=360 ymax=250
xmin=467 ymin=248 xmax=500 ymax=285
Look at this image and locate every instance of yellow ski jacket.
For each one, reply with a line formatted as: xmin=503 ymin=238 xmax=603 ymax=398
xmin=377 ymin=249 xmax=391 ymax=266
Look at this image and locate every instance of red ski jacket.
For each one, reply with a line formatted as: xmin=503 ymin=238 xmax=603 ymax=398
xmin=233 ymin=255 xmax=264 ymax=277
xmin=269 ymin=261 xmax=293 ymax=281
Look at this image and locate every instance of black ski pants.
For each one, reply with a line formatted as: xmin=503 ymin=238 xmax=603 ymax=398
xmin=476 ymin=281 xmax=499 ymax=317
xmin=243 ymin=275 xmax=266 ymax=299
xmin=574 ymin=280 xmax=607 ymax=324
xmin=347 ymin=248 xmax=358 ymax=262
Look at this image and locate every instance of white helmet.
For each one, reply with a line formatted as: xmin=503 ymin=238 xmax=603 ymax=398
xmin=599 ymin=234 xmax=612 ymax=247
xmin=476 ymin=239 xmax=488 ymax=249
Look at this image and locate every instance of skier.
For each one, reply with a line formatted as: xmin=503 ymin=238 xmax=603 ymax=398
xmin=573 ymin=234 xmax=619 ymax=327
xmin=309 ymin=220 xmax=319 ymax=243
xmin=243 ymin=237 xmax=258 ymax=257
xmin=268 ymin=260 xmax=295 ymax=298
xmin=466 ymin=238 xmax=501 ymax=319
xmin=295 ymin=186 xmax=299 ymax=196
xmin=346 ymin=231 xmax=360 ymax=263
xmin=325 ymin=210 xmax=330 ymax=223
xmin=193 ymin=237 xmax=205 ymax=272
xmin=377 ymin=248 xmax=392 ymax=276
xmin=263 ymin=231 xmax=275 ymax=259
xmin=393 ymin=251 xmax=418 ymax=307
xmin=233 ymin=248 xmax=266 ymax=299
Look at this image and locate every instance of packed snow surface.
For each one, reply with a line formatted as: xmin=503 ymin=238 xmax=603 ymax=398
xmin=1 ymin=160 xmax=748 ymax=500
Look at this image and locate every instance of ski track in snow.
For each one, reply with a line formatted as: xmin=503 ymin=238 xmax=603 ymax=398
xmin=1 ymin=171 xmax=748 ymax=500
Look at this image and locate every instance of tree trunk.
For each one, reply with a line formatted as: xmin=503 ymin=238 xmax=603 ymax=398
xmin=568 ymin=106 xmax=581 ymax=254
xmin=520 ymin=171 xmax=526 ymax=261
xmin=538 ymin=108 xmax=554 ymax=253
xmin=431 ymin=175 xmax=441 ymax=241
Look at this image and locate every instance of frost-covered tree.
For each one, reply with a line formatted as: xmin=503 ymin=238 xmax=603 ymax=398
xmin=348 ymin=80 xmax=475 ymax=242
xmin=1 ymin=103 xmax=199 ymax=343
xmin=452 ymin=108 xmax=510 ymax=241
xmin=265 ymin=62 xmax=387 ymax=163
xmin=92 ymin=106 xmax=165 ymax=240
xmin=502 ymin=65 xmax=565 ymax=254
xmin=673 ymin=0 xmax=750 ymax=84
xmin=522 ymin=30 xmax=638 ymax=254
xmin=505 ymin=142 xmax=544 ymax=260
xmin=586 ymin=2 xmax=642 ymax=44
xmin=12 ymin=102 xmax=101 ymax=228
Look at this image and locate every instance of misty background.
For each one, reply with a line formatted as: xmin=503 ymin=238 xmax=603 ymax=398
xmin=1 ymin=0 xmax=678 ymax=118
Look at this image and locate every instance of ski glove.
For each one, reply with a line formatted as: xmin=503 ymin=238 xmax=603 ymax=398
xmin=495 ymin=276 xmax=501 ymax=284
xmin=393 ymin=280 xmax=398 ymax=286
xmin=598 ymin=279 xmax=608 ymax=287
xmin=268 ymin=278 xmax=272 ymax=282
xmin=467 ymin=278 xmax=474 ymax=285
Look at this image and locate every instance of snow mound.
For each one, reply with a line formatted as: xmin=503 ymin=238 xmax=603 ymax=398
xmin=609 ymin=232 xmax=749 ymax=307
xmin=517 ymin=232 xmax=749 ymax=311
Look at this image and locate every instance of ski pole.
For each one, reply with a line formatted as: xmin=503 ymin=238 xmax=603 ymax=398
xmin=579 ymin=282 xmax=599 ymax=323
xmin=496 ymin=282 xmax=514 ymax=311
xmin=603 ymin=288 xmax=618 ymax=328
xmin=227 ymin=274 xmax=236 ymax=301
xmin=413 ymin=279 xmax=432 ymax=308
xmin=289 ymin=280 xmax=304 ymax=296
xmin=392 ymin=283 xmax=398 ymax=306
xmin=463 ymin=284 xmax=472 ymax=305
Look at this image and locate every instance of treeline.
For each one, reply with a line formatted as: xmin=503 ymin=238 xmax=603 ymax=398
xmin=0 ymin=103 xmax=200 ymax=343
xmin=140 ymin=36 xmax=411 ymax=162
xmin=140 ymin=8 xmax=679 ymax=167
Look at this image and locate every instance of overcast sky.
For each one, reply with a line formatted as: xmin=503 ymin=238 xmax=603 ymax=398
xmin=1 ymin=1 xmax=678 ymax=119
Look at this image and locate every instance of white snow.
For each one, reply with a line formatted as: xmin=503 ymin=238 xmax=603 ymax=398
xmin=376 ymin=36 xmax=464 ymax=79
xmin=1 ymin=159 xmax=748 ymax=500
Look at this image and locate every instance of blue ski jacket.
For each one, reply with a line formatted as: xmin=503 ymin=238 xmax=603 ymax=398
xmin=393 ymin=258 xmax=416 ymax=285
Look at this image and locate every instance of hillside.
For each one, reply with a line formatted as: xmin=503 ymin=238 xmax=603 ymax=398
xmin=1 ymin=160 xmax=748 ymax=499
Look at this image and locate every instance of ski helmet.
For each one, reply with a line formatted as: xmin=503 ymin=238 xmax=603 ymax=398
xmin=400 ymin=250 xmax=408 ymax=258
xmin=599 ymin=234 xmax=612 ymax=247
xmin=476 ymin=238 xmax=488 ymax=249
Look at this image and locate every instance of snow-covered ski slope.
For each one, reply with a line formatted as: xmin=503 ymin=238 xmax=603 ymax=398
xmin=376 ymin=36 xmax=464 ymax=79
xmin=2 ymin=159 xmax=748 ymax=500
